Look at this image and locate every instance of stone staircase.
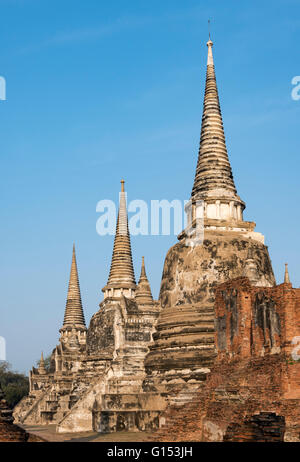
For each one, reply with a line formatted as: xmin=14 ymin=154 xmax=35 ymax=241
xmin=13 ymin=389 xmax=50 ymax=425
xmin=13 ymin=395 xmax=37 ymax=424
xmin=56 ymin=363 xmax=110 ymax=433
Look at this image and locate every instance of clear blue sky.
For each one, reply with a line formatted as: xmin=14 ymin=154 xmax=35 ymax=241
xmin=1 ymin=0 xmax=299 ymax=373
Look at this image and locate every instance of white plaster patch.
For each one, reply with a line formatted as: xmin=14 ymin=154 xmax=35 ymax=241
xmin=203 ymin=420 xmax=224 ymax=441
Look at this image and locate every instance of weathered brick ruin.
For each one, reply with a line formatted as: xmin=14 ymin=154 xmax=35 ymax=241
xmin=152 ymin=275 xmax=300 ymax=442
xmin=12 ymin=37 xmax=300 ymax=441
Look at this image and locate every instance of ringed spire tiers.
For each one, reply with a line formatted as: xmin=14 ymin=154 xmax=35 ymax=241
xmin=191 ymin=36 xmax=245 ymax=223
xmin=103 ymin=180 xmax=136 ymax=299
xmin=38 ymin=352 xmax=46 ymax=375
xmin=135 ymin=257 xmax=153 ymax=304
xmin=60 ymin=245 xmax=86 ymax=332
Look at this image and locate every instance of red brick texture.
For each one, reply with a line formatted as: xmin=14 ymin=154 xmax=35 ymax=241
xmin=152 ymin=278 xmax=300 ymax=442
xmin=0 ymin=420 xmax=45 ymax=442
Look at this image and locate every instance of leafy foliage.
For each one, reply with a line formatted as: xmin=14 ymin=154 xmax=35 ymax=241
xmin=0 ymin=361 xmax=29 ymax=408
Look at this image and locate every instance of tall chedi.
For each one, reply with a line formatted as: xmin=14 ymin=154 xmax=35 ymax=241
xmin=52 ymin=244 xmax=87 ymax=378
xmin=190 ymin=36 xmax=245 ymax=222
xmin=14 ymin=246 xmax=88 ymax=427
xmin=144 ymin=36 xmax=276 ymax=403
xmin=102 ymin=179 xmax=136 ymax=299
xmin=87 ymin=180 xmax=159 ymax=359
xmin=59 ymin=244 xmax=87 ymax=349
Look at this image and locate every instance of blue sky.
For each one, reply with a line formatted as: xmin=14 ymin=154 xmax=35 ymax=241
xmin=1 ymin=0 xmax=300 ymax=373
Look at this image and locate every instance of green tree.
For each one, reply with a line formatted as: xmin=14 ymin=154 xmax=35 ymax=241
xmin=0 ymin=361 xmax=29 ymax=408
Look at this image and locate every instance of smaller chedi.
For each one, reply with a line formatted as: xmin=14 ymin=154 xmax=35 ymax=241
xmin=14 ymin=180 xmax=163 ymax=433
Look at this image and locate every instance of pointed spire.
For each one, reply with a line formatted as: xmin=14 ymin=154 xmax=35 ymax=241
xmin=140 ymin=256 xmax=147 ymax=279
xmin=135 ymin=257 xmax=153 ymax=304
xmin=61 ymin=245 xmax=86 ymax=329
xmin=191 ymin=37 xmax=245 ymax=219
xmin=284 ymin=263 xmax=291 ymax=284
xmin=103 ymin=180 xmax=136 ymax=298
xmin=38 ymin=352 xmax=46 ymax=375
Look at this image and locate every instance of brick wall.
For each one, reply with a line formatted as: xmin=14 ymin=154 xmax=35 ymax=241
xmin=151 ymin=277 xmax=300 ymax=442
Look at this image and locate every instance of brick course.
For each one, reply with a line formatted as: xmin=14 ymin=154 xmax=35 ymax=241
xmin=152 ymin=278 xmax=300 ymax=442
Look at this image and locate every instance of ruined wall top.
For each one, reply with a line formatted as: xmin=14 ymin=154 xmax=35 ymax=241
xmin=215 ymin=275 xmax=300 ymax=360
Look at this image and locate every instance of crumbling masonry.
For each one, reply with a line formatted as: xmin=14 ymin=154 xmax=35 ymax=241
xmin=13 ymin=37 xmax=300 ymax=440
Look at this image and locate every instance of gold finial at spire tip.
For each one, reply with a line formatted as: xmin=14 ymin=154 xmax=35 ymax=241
xmin=120 ymin=179 xmax=125 ymax=192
